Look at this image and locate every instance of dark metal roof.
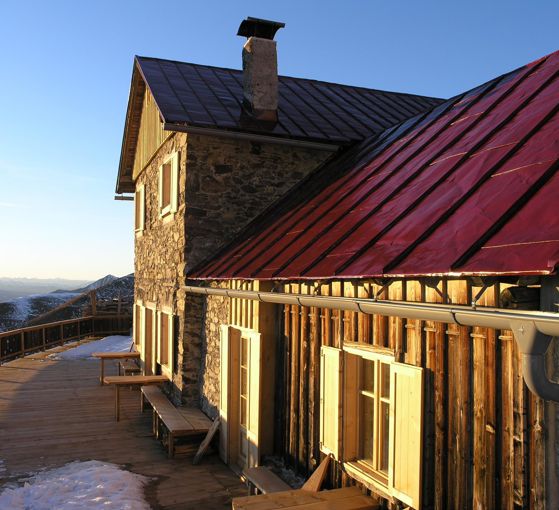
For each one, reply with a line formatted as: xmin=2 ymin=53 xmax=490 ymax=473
xmin=134 ymin=56 xmax=443 ymax=144
xmin=190 ymin=50 xmax=559 ymax=280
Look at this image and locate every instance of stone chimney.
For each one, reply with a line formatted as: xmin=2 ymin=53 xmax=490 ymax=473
xmin=237 ymin=17 xmax=285 ymax=124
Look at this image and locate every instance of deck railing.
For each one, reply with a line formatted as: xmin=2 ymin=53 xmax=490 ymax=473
xmin=0 ymin=314 xmax=132 ymax=362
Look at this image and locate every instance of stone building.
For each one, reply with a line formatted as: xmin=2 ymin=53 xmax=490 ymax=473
xmin=116 ymin=17 xmax=559 ymax=510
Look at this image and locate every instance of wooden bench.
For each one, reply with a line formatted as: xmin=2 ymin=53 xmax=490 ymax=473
xmin=243 ymin=454 xmax=330 ymax=496
xmin=104 ymin=374 xmax=167 ymax=421
xmin=244 ymin=467 xmax=291 ymax=495
xmin=141 ymin=385 xmax=212 ymax=458
xmin=118 ymin=359 xmax=141 ymax=376
xmin=232 ymin=486 xmax=379 ymax=510
xmin=92 ymin=351 xmax=140 ymax=385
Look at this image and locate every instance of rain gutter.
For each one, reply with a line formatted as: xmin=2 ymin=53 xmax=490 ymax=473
xmin=184 ymin=285 xmax=559 ymax=402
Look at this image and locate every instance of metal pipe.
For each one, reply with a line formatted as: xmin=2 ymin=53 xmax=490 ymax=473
xmin=164 ymin=123 xmax=340 ymax=152
xmin=184 ymin=284 xmax=559 ymax=401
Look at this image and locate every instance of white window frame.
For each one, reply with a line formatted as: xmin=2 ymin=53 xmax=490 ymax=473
xmin=342 ymin=344 xmax=395 ymax=493
xmin=158 ymin=152 xmax=179 ymax=220
xmin=156 ymin=305 xmax=174 ymax=379
xmin=134 ymin=184 xmax=145 ymax=235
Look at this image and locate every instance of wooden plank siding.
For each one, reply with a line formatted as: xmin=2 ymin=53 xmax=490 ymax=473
xmin=132 ymin=87 xmax=167 ymax=181
xmin=261 ymin=278 xmax=545 ymax=510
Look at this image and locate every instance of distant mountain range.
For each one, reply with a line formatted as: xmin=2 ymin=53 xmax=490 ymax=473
xmin=0 ymin=277 xmax=92 ymax=302
xmin=0 ymin=274 xmax=134 ymax=332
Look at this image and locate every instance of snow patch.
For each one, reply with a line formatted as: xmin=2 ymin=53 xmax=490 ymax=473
xmin=48 ymin=335 xmax=133 ymax=360
xmin=0 ymin=460 xmax=150 ymax=509
xmin=9 ymin=296 xmax=33 ymax=321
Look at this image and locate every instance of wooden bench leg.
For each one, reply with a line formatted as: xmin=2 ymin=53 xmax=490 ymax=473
xmin=100 ymin=359 xmax=105 ymax=385
xmin=168 ymin=432 xmax=174 ymax=458
xmin=115 ymin=385 xmax=120 ymax=421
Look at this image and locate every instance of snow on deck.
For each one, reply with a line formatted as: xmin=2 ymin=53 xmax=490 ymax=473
xmin=0 ymin=460 xmax=150 ymax=510
xmin=48 ymin=335 xmax=133 ymax=360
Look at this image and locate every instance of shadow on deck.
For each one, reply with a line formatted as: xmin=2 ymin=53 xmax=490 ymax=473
xmin=0 ymin=345 xmax=245 ymax=509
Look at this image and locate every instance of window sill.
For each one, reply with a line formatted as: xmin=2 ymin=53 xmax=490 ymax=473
xmin=159 ymin=210 xmax=176 ymax=224
xmin=343 ymin=461 xmax=393 ymax=503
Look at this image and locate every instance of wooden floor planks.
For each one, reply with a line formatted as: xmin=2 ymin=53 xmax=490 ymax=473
xmin=0 ymin=347 xmax=245 ymax=508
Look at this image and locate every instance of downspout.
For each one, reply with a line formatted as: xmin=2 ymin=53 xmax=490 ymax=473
xmin=184 ymin=285 xmax=559 ymax=403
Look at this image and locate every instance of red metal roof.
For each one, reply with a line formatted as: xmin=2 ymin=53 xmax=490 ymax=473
xmin=190 ymin=50 xmax=559 ymax=280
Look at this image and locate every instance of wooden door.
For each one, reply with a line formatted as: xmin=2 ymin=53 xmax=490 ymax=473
xmin=220 ymin=326 xmax=261 ymax=470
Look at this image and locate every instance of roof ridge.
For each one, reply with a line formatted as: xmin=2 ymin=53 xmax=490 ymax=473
xmin=134 ymin=55 xmax=444 ymax=102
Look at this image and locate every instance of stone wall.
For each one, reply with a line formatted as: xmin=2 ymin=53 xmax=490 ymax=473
xmin=187 ymin=135 xmax=332 ymax=415
xmin=134 ymin=133 xmax=191 ymax=402
xmin=135 ymin=131 xmax=332 ymax=407
xmin=199 ymin=282 xmax=229 ymax=418
xmin=184 ymin=134 xmax=333 ymax=270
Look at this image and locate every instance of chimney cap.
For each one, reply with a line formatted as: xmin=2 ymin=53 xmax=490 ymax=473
xmin=237 ymin=17 xmax=285 ymax=40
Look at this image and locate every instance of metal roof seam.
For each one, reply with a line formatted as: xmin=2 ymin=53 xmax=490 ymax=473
xmin=189 ymin=65 xmax=240 ymax=125
xmin=301 ymin=76 xmax=512 ymax=276
xmin=278 ymin=79 xmax=343 ymax=139
xmin=380 ymin=71 xmax=559 ymax=274
xmin=334 ymin=61 xmax=550 ymax=276
xmin=450 ymin=156 xmax=559 ymax=269
xmin=303 ymin=80 xmax=374 ymax=136
xmin=169 ymin=60 xmax=223 ymax=127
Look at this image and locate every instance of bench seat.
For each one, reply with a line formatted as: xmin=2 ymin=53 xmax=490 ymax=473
xmin=141 ymin=385 xmax=212 ymax=457
xmin=119 ymin=359 xmax=141 ymax=376
xmin=244 ymin=466 xmax=291 ymax=495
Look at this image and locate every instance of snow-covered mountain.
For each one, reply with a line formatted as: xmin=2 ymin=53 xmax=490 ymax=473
xmin=0 ymin=274 xmax=134 ymax=332
xmin=0 ymin=277 xmax=92 ymax=302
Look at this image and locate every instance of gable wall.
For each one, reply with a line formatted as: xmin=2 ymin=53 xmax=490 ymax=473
xmin=132 ymin=87 xmax=167 ymax=181
xmin=183 ymin=134 xmax=333 ymax=271
xmin=133 ymin=133 xmax=188 ymax=397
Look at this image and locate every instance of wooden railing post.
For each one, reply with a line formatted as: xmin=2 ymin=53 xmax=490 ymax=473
xmin=77 ymin=319 xmax=81 ymax=341
xmin=42 ymin=328 xmax=46 ymax=351
xmin=20 ymin=332 xmax=25 ymax=356
xmin=60 ymin=324 xmax=64 ymax=343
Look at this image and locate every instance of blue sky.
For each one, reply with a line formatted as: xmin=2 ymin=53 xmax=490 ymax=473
xmin=0 ymin=0 xmax=557 ymax=280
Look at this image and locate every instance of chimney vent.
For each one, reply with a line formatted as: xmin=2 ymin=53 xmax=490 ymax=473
xmin=237 ymin=17 xmax=285 ymax=124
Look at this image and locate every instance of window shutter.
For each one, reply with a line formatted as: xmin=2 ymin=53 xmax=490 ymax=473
xmin=319 ymin=345 xmax=342 ymax=459
xmin=171 ymin=152 xmax=179 ymax=213
xmin=247 ymin=331 xmax=261 ymax=467
xmin=167 ymin=312 xmax=174 ymax=374
xmin=219 ymin=325 xmax=230 ymax=463
xmin=389 ymin=362 xmax=424 ymax=509
xmin=342 ymin=352 xmax=360 ymax=461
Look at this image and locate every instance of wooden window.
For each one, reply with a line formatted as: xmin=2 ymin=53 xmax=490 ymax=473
xmin=319 ymin=344 xmax=424 ymax=509
xmin=157 ymin=307 xmax=174 ymax=379
xmin=158 ymin=152 xmax=178 ymax=218
xmin=134 ymin=185 xmax=145 ymax=234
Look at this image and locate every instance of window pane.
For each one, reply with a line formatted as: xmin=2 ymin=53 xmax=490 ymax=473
xmin=240 ymin=395 xmax=247 ymax=427
xmin=241 ymin=336 xmax=248 ymax=367
xmin=360 ymin=394 xmax=374 ymax=465
xmin=160 ymin=313 xmax=169 ymax=365
xmin=380 ymin=401 xmax=390 ymax=473
xmin=381 ymin=363 xmax=390 ymax=398
xmin=361 ymin=359 xmax=374 ymax=393
xmin=162 ymin=163 xmax=171 ymax=208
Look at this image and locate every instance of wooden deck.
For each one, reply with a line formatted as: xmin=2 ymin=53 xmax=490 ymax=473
xmin=0 ymin=343 xmax=246 ymax=508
